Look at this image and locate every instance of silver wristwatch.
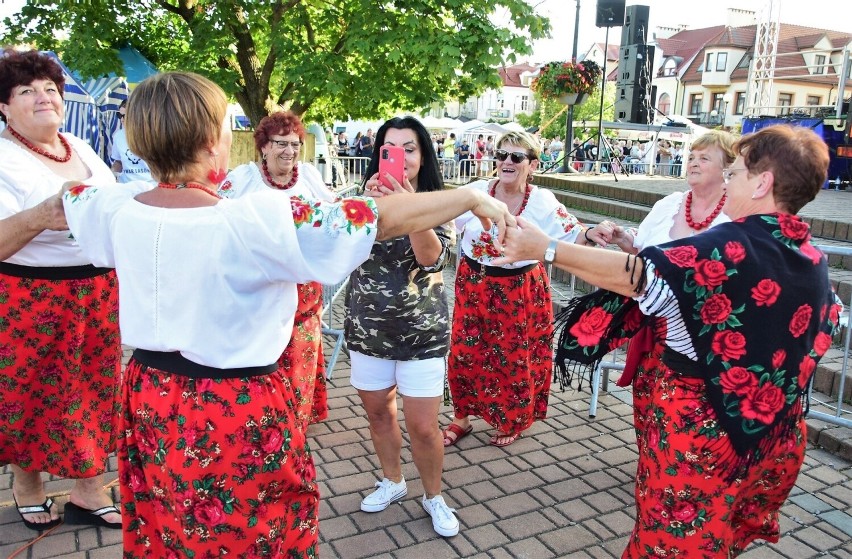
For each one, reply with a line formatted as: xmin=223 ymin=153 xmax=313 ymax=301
xmin=543 ymin=239 xmax=558 ymax=264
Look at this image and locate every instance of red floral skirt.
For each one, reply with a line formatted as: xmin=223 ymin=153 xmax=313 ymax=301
xmin=448 ymin=260 xmax=553 ymax=436
xmin=624 ymin=342 xmax=806 ymax=558
xmin=118 ymin=360 xmax=319 ymax=558
xmin=0 ymin=271 xmax=121 ymax=477
xmin=279 ymin=281 xmax=327 ymax=427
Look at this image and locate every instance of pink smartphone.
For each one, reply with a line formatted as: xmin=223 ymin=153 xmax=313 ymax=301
xmin=378 ymin=145 xmax=405 ymax=189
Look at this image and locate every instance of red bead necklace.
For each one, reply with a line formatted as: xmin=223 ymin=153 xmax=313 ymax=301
xmin=157 ymin=182 xmax=221 ymax=198
xmin=684 ymin=190 xmax=726 ymax=231
xmin=262 ymin=159 xmax=299 ymax=190
xmin=7 ymin=125 xmax=71 ymax=163
xmin=489 ymin=181 xmax=532 ymax=216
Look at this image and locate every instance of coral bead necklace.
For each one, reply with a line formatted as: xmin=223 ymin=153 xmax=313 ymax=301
xmin=7 ymin=125 xmax=71 ymax=162
xmin=157 ymin=182 xmax=221 ymax=198
xmin=489 ymin=182 xmax=531 ymax=216
xmin=262 ymin=159 xmax=299 ymax=190
xmin=684 ymin=190 xmax=726 ymax=231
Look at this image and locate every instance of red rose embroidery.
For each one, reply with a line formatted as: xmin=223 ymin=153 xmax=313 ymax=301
xmin=740 ymin=382 xmax=785 ymax=424
xmin=830 ymin=303 xmax=840 ymax=324
xmin=711 ymin=330 xmax=747 ymax=361
xmin=67 ymin=183 xmax=88 ymax=197
xmin=777 ymin=213 xmax=809 ymax=240
xmin=813 ymin=332 xmax=832 ymax=357
xmin=693 ymin=259 xmax=730 ymax=289
xmin=799 ymin=242 xmax=823 ymax=265
xmin=789 ymin=304 xmax=813 ymax=338
xmin=771 ymin=349 xmax=786 ymax=369
xmin=724 ymin=241 xmax=746 ymax=264
xmin=720 ymin=366 xmax=757 ymax=396
xmin=798 ymin=355 xmax=816 ymax=389
xmin=341 ymin=198 xmax=377 ymax=227
xmin=290 ymin=198 xmax=315 ymax=225
xmin=194 ymin=498 xmax=227 ymax=526
xmin=750 ymin=279 xmax=781 ymax=307
xmin=568 ymin=307 xmax=613 ymax=347
xmin=699 ymin=293 xmax=733 ymax=325
xmin=671 ymin=501 xmax=699 ymax=524
xmin=664 ymin=245 xmax=698 ymax=268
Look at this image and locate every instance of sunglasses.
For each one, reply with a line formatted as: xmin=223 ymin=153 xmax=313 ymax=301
xmin=269 ymin=140 xmax=302 ymax=150
xmin=118 ymin=113 xmax=125 ymax=120
xmin=495 ymin=149 xmax=533 ymax=163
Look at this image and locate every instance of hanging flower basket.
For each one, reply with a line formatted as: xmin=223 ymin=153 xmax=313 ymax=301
xmin=531 ymin=60 xmax=602 ymax=103
xmin=558 ymin=92 xmax=589 ymax=106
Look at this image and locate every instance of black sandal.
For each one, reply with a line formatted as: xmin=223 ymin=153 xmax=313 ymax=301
xmin=14 ymin=496 xmax=63 ymax=531
xmin=64 ymin=502 xmax=122 ymax=530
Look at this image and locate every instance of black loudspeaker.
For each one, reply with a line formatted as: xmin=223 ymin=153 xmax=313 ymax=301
xmin=616 ymin=44 xmax=655 ymax=85
xmin=596 ymin=0 xmax=625 ymax=28
xmin=621 ymin=4 xmax=650 ymax=46
xmin=615 ymin=44 xmax=656 ymax=124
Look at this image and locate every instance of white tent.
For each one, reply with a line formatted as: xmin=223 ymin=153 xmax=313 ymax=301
xmin=83 ymin=76 xmax=130 ymax=164
xmin=43 ymin=52 xmax=100 ymax=154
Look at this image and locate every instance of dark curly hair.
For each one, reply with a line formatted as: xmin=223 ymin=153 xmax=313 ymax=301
xmin=253 ymin=111 xmax=306 ymax=153
xmin=363 ymin=116 xmax=443 ymax=193
xmin=0 ymin=48 xmax=66 ymax=123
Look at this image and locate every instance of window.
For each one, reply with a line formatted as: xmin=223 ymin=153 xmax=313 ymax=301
xmin=815 ymin=55 xmax=826 ymax=75
xmin=705 ymin=53 xmax=715 ymax=72
xmin=518 ymin=95 xmax=529 ymax=112
xmin=716 ymin=53 xmax=727 ymax=71
xmin=689 ymin=93 xmax=703 ymax=115
xmin=663 ymin=59 xmax=677 ymax=77
xmin=807 ymin=95 xmax=821 ymax=106
xmin=778 ymin=93 xmax=792 ymax=115
xmin=658 ymin=93 xmax=671 ymax=115
xmin=712 ymin=93 xmax=724 ymax=112
xmin=735 ymin=92 xmax=746 ymax=115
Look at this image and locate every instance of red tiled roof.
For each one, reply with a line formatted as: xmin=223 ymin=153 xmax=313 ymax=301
xmin=497 ymin=63 xmax=538 ymax=88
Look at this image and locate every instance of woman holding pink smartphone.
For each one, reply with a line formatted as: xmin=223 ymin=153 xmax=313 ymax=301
xmin=344 ymin=116 xmax=460 ymax=538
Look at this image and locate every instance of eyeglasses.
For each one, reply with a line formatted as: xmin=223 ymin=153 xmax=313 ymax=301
xmin=495 ymin=149 xmax=533 ymax=163
xmin=722 ymin=166 xmax=748 ymax=184
xmin=269 ymin=140 xmax=302 ymax=150
xmin=118 ymin=113 xmax=125 ymax=120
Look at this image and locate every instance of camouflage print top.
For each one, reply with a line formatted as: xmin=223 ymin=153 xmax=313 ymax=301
xmin=344 ymin=222 xmax=455 ymax=361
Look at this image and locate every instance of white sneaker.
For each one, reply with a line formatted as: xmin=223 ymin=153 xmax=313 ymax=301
xmin=360 ymin=477 xmax=407 ymax=512
xmin=422 ymin=494 xmax=459 ymax=537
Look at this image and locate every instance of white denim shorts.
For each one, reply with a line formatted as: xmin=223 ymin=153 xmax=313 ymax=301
xmin=349 ymin=351 xmax=445 ymax=398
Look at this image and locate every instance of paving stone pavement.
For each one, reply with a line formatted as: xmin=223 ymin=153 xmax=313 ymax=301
xmin=2 ymin=175 xmax=851 ymax=558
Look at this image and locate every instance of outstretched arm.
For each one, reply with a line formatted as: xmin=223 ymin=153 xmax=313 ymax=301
xmin=374 ymin=188 xmax=513 ymax=247
xmin=492 ymin=217 xmax=643 ymax=297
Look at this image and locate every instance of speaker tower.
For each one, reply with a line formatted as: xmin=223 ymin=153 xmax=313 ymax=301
xmin=595 ymin=0 xmax=625 ymax=28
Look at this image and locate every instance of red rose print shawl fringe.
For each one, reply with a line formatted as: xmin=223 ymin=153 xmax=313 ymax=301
xmin=557 ymin=214 xmax=841 ymax=481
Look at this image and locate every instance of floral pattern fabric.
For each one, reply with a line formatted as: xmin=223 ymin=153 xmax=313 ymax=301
xmin=448 ymin=259 xmax=554 ymax=436
xmin=119 ymin=360 xmax=318 ymax=558
xmin=0 ymin=271 xmax=121 ymax=477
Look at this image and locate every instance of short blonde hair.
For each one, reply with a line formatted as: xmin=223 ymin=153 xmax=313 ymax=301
xmin=496 ymin=131 xmax=542 ymax=160
xmin=126 ymin=72 xmax=228 ymax=183
xmin=690 ymin=130 xmax=737 ymax=168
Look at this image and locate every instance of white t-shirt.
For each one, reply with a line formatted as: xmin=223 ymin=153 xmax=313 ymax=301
xmin=110 ymin=128 xmax=154 ymax=183
xmin=63 ymin=181 xmax=378 ymax=368
xmin=455 ymin=180 xmax=582 ymax=269
xmin=633 ymin=191 xmax=730 ymax=250
xmin=0 ymin=133 xmax=115 ymax=266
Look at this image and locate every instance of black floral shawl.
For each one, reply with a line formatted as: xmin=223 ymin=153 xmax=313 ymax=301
xmin=555 ymin=214 xmax=841 ymax=476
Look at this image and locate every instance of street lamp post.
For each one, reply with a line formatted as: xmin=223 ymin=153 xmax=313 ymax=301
xmin=563 ymin=0 xmax=581 ymax=172
xmin=722 ymin=93 xmax=733 ymax=129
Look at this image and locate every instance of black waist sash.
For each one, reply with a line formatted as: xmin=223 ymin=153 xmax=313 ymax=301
xmin=463 ymin=254 xmax=537 ymax=277
xmin=132 ymin=349 xmax=278 ymax=380
xmin=661 ymin=347 xmax=703 ymax=379
xmin=0 ymin=262 xmax=113 ymax=280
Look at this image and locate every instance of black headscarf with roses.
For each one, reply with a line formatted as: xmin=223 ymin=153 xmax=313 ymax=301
xmin=555 ymin=213 xmax=841 ymax=479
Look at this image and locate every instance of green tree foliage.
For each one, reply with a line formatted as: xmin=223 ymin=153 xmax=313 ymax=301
xmin=3 ymin=0 xmax=550 ymax=126
xmin=532 ymin=82 xmax=615 ymax=141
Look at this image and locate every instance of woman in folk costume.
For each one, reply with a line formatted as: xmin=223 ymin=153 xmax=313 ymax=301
xmin=219 ymin=110 xmax=333 ymax=427
xmin=60 ymin=71 xmax=515 ymax=558
xmin=443 ymin=131 xmax=586 ymax=448
xmin=493 ymin=124 xmax=842 ymax=558
xmin=0 ymin=48 xmax=122 ymax=531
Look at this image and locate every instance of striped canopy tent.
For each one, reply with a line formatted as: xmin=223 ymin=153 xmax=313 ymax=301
xmin=42 ymin=51 xmax=100 ymax=155
xmin=82 ymin=76 xmax=129 ymax=164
